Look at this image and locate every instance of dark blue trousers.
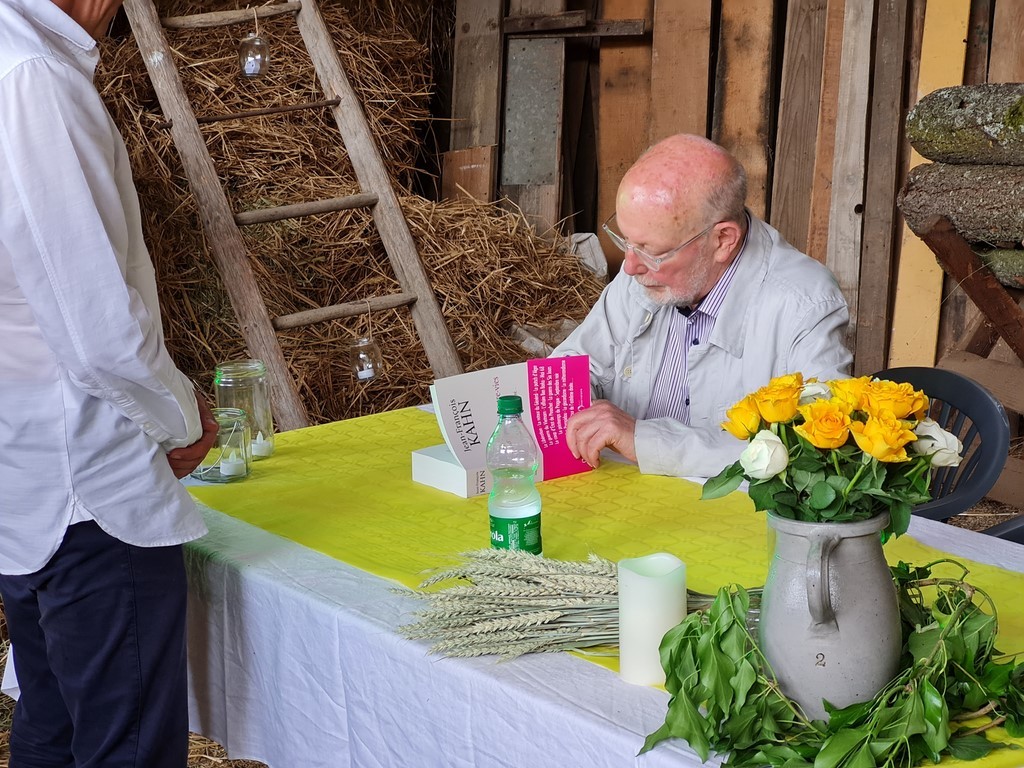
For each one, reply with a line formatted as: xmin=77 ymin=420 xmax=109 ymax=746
xmin=0 ymin=521 xmax=189 ymax=768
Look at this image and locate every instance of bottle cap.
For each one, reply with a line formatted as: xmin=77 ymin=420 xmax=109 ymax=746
xmin=496 ymin=394 xmax=523 ymax=415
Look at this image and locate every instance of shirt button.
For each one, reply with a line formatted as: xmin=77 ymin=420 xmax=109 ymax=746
xmin=691 ymin=338 xmax=699 ymax=346
xmin=685 ymin=398 xmax=690 ymax=406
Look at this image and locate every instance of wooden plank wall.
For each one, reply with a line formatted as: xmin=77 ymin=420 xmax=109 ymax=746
xmin=888 ymin=5 xmax=970 ymax=367
xmin=448 ymin=0 xmax=1018 ymax=374
xmin=597 ymin=0 xmax=654 ymax=272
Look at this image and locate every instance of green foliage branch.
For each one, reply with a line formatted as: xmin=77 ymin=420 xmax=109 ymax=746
xmin=641 ymin=561 xmax=1024 ymax=767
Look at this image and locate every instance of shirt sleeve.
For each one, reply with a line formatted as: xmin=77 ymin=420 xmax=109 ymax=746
xmin=0 ymin=56 xmax=200 ymax=450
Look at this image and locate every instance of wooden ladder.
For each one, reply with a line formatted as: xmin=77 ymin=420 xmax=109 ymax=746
xmin=121 ymin=0 xmax=464 ymax=431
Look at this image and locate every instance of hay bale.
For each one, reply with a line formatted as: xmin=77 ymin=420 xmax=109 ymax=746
xmin=97 ymin=0 xmax=602 ymax=424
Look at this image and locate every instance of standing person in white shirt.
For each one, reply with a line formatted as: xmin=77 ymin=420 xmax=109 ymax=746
xmin=0 ymin=0 xmax=219 ymax=764
xmin=554 ymin=134 xmax=852 ymax=478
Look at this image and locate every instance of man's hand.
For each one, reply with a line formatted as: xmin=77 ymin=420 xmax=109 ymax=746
xmin=167 ymin=394 xmax=219 ymax=479
xmin=565 ymin=399 xmax=638 ymax=467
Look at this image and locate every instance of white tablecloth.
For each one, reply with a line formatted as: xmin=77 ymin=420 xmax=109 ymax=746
xmin=181 ymin=507 xmax=1024 ymax=768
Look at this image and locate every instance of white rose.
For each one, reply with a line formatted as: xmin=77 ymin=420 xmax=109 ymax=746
xmin=799 ymin=381 xmax=832 ymax=405
xmin=911 ymin=418 xmax=963 ymax=467
xmin=740 ymin=430 xmax=790 ymax=480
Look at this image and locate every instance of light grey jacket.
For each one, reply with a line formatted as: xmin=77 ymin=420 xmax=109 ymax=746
xmin=552 ymin=214 xmax=853 ymax=478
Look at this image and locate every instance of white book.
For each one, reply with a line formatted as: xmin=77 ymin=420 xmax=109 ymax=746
xmin=412 ymin=356 xmax=593 ymax=497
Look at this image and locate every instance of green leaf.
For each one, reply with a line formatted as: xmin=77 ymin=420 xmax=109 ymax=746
xmin=813 ymin=728 xmax=869 ymax=768
xmin=920 ymin=678 xmax=950 ymax=756
xmin=823 ymin=699 xmax=874 ymax=731
xmin=844 ymin=744 xmax=876 ymax=768
xmin=946 ymin=734 xmax=1002 ymax=760
xmin=730 ymin=660 xmax=758 ymax=714
xmin=641 ymin=691 xmax=712 ymax=760
xmin=887 ymin=500 xmax=912 ymax=538
xmin=808 ymin=481 xmax=837 ymax=510
xmin=702 ymin=464 xmax=745 ymax=500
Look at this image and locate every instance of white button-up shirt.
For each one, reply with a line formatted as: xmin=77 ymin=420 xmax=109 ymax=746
xmin=0 ymin=0 xmax=207 ymax=575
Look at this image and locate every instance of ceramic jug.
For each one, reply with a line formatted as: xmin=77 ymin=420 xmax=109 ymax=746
xmin=759 ymin=512 xmax=901 ymax=721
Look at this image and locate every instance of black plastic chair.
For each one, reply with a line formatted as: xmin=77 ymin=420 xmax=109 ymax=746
xmin=872 ymin=367 xmax=1011 ymax=530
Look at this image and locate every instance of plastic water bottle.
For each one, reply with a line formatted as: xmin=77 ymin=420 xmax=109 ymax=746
xmin=485 ymin=395 xmax=542 ymax=555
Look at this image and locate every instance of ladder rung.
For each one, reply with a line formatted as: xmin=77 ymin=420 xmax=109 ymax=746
xmin=196 ymin=99 xmax=341 ymax=125
xmin=235 ymin=194 xmax=378 ymax=226
xmin=162 ymin=2 xmax=301 ymax=30
xmin=272 ymin=293 xmax=417 ymax=330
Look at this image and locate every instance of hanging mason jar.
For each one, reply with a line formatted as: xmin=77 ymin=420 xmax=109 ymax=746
xmin=214 ymin=359 xmax=275 ymax=459
xmin=238 ymin=32 xmax=268 ymax=78
xmin=349 ymin=336 xmax=383 ymax=381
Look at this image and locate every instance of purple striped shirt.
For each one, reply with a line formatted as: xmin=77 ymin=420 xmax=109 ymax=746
xmin=645 ymin=253 xmax=743 ymax=423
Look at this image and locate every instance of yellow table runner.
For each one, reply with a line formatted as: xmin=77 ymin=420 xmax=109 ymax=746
xmin=189 ymin=407 xmax=1024 ymax=765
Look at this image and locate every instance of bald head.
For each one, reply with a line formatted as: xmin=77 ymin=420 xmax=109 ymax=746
xmin=617 ymin=134 xmax=747 ymax=229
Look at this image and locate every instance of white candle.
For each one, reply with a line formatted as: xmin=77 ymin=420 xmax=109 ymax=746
xmin=356 ymin=367 xmax=375 ymax=380
xmin=219 ymin=450 xmax=248 ymax=477
xmin=618 ymin=553 xmax=687 ymax=686
xmin=251 ymin=431 xmax=274 ymax=458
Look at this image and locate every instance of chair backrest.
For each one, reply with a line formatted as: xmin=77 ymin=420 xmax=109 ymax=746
xmin=872 ymin=367 xmax=1010 ymax=521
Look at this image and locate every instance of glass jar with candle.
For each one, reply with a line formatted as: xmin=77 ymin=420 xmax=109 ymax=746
xmin=349 ymin=336 xmax=383 ymax=381
xmin=238 ymin=32 xmax=268 ymax=78
xmin=190 ymin=408 xmax=251 ymax=483
xmin=214 ymin=359 xmax=274 ymax=459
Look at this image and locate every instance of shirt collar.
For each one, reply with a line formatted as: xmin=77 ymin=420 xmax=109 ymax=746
xmin=9 ymin=0 xmax=100 ymax=76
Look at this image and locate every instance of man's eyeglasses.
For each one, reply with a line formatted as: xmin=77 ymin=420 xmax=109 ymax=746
xmin=601 ymin=213 xmax=717 ymax=271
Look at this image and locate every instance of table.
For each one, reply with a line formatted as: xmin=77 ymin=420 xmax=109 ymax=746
xmin=182 ymin=408 xmax=1024 ymax=768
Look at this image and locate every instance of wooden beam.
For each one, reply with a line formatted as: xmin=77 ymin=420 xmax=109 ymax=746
xmin=854 ymin=0 xmax=908 ymax=376
xmin=441 ymin=145 xmax=497 ymax=202
xmin=712 ymin=0 xmax=777 ymax=219
xmin=503 ymin=10 xmax=586 ymax=33
xmin=272 ymin=293 xmax=417 ymax=331
xmin=940 ymin=351 xmax=1024 ymax=414
xmin=597 ymin=0 xmax=654 ymax=270
xmin=917 ymin=216 xmax=1024 ymax=364
xmin=649 ymin=0 xmax=711 ymax=143
xmin=295 ymin=0 xmax=464 ymax=379
xmin=805 ymin=0 xmax=845 ymax=265
xmin=770 ymin=0 xmax=828 ymax=253
xmin=989 ymin=0 xmax=1024 ymax=82
xmin=161 ymin=2 xmax=299 ymax=29
xmin=824 ymin=0 xmax=873 ymax=355
xmin=451 ymin=0 xmax=504 ymax=152
xmin=888 ymin=3 xmax=969 ymax=366
xmin=963 ymin=0 xmax=993 ymax=84
xmin=507 ymin=19 xmax=647 ymax=37
xmin=988 ymin=456 xmax=1024 ymax=509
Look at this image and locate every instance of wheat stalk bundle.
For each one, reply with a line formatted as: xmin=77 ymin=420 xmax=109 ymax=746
xmin=400 ymin=550 xmax=738 ymax=660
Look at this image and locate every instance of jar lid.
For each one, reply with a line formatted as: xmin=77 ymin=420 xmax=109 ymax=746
xmin=215 ymin=359 xmax=267 ymax=384
xmin=496 ymin=394 xmax=523 ymax=415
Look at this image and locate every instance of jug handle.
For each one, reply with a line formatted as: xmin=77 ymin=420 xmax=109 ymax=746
xmin=806 ymin=533 xmax=841 ymax=626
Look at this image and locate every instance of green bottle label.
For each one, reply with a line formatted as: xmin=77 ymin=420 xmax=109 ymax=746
xmin=489 ymin=513 xmax=542 ymax=555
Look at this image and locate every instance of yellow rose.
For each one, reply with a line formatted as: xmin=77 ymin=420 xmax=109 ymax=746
xmin=752 ymin=373 xmax=803 ymax=424
xmin=863 ymin=379 xmax=928 ymax=420
xmin=794 ymin=400 xmax=851 ymax=449
xmin=828 ymin=376 xmax=871 ymax=413
xmin=850 ymin=412 xmax=918 ymax=462
xmin=722 ymin=394 xmax=762 ymax=440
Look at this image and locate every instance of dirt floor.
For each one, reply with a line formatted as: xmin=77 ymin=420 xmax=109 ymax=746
xmin=0 ymin=503 xmax=1020 ymax=767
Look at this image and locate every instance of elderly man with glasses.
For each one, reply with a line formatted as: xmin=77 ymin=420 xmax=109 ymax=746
xmin=553 ymin=134 xmax=852 ymax=479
